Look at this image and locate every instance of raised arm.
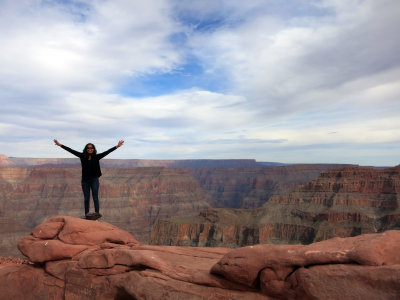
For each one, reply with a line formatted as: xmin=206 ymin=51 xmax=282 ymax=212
xmin=54 ymin=139 xmax=82 ymax=157
xmin=97 ymin=140 xmax=125 ymax=159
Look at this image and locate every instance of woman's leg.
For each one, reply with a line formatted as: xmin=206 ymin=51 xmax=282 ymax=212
xmin=81 ymin=179 xmax=91 ymax=215
xmin=91 ymin=177 xmax=100 ymax=213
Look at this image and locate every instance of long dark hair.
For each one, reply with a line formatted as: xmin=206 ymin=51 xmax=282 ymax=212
xmin=82 ymin=143 xmax=97 ymax=158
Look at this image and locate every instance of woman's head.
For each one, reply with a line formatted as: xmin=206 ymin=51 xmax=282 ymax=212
xmin=83 ymin=143 xmax=97 ymax=155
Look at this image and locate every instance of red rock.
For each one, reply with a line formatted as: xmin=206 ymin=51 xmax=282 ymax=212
xmin=289 ymin=264 xmax=400 ymax=300
xmin=2 ymin=217 xmax=399 ymax=299
xmin=0 ymin=264 xmax=64 ymax=299
xmin=18 ymin=236 xmax=89 ymax=263
xmin=0 ymin=256 xmax=26 ymax=266
xmin=211 ymin=230 xmax=400 ymax=298
xmin=18 ymin=216 xmax=140 ymax=263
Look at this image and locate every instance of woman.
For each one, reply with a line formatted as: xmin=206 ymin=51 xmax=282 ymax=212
xmin=54 ymin=139 xmax=124 ymax=218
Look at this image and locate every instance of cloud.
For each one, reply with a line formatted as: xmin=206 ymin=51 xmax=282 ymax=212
xmin=0 ymin=0 xmax=399 ymax=166
xmin=0 ymin=0 xmax=182 ymax=94
xmin=187 ymin=0 xmax=400 ymax=114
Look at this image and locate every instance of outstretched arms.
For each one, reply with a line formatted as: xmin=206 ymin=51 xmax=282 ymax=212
xmin=97 ymin=140 xmax=125 ymax=159
xmin=54 ymin=139 xmax=124 ymax=159
xmin=54 ymin=139 xmax=81 ymax=157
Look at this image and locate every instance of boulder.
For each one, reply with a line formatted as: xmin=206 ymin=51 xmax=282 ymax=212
xmin=211 ymin=230 xmax=400 ymax=299
xmin=1 ymin=216 xmax=399 ymax=299
xmin=18 ymin=216 xmax=139 ymax=263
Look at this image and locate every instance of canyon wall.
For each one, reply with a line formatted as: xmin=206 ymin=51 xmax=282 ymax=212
xmin=0 ymin=167 xmax=211 ymax=257
xmin=0 ymin=155 xmax=358 ymax=257
xmin=150 ymin=166 xmax=400 ymax=247
xmin=189 ymin=164 xmax=349 ymax=209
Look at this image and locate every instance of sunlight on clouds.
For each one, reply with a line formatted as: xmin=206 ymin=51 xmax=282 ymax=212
xmin=189 ymin=0 xmax=400 ymax=116
xmin=60 ymin=90 xmax=252 ymax=132
xmin=0 ymin=0 xmax=399 ymax=165
xmin=0 ymin=0 xmax=182 ymax=93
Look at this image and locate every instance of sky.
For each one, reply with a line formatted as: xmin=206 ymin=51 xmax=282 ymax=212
xmin=0 ymin=0 xmax=399 ymax=166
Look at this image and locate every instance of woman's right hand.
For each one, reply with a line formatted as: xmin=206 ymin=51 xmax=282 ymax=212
xmin=54 ymin=139 xmax=61 ymax=146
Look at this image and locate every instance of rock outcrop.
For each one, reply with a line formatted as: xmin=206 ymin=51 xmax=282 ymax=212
xmin=151 ymin=166 xmax=400 ymax=247
xmin=0 ymin=216 xmax=399 ymax=299
xmin=211 ymin=229 xmax=400 ymax=299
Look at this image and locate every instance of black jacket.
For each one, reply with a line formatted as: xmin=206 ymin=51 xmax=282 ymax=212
xmin=61 ymin=145 xmax=117 ymax=178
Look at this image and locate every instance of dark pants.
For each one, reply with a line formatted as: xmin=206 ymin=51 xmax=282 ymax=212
xmin=81 ymin=177 xmax=100 ymax=215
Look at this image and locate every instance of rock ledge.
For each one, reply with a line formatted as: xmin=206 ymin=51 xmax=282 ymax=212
xmin=0 ymin=216 xmax=399 ymax=299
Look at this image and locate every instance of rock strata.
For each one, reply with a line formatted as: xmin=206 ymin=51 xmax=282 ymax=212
xmin=0 ymin=163 xmax=347 ymax=257
xmin=0 ymin=166 xmax=211 ymax=257
xmin=151 ymin=166 xmax=400 ymax=247
xmin=189 ymin=164 xmax=350 ymax=209
xmin=0 ymin=217 xmax=399 ymax=299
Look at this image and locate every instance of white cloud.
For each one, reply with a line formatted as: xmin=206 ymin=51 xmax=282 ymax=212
xmin=0 ymin=0 xmax=399 ymax=166
xmin=0 ymin=0 xmax=182 ymax=93
xmin=188 ymin=0 xmax=400 ymax=112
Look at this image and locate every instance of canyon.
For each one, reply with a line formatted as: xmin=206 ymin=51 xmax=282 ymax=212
xmin=150 ymin=165 xmax=400 ymax=247
xmin=0 ymin=153 xmax=350 ymax=257
xmin=0 ymin=166 xmax=211 ymax=257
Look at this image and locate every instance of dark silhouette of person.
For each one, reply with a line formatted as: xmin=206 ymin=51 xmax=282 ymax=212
xmin=54 ymin=139 xmax=124 ymax=218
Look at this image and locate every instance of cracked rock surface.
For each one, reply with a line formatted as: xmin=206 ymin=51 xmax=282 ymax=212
xmin=1 ymin=216 xmax=399 ymax=299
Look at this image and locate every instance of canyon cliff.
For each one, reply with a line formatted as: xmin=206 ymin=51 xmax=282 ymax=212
xmin=0 ymin=160 xmax=347 ymax=257
xmin=189 ymin=164 xmax=349 ymax=209
xmin=1 ymin=216 xmax=399 ymax=299
xmin=0 ymin=167 xmax=211 ymax=257
xmin=150 ymin=165 xmax=400 ymax=247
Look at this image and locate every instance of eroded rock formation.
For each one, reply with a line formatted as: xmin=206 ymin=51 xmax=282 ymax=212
xmin=0 ymin=163 xmax=347 ymax=257
xmin=0 ymin=167 xmax=211 ymax=257
xmin=188 ymin=164 xmax=350 ymax=209
xmin=151 ymin=166 xmax=400 ymax=247
xmin=0 ymin=216 xmax=399 ymax=299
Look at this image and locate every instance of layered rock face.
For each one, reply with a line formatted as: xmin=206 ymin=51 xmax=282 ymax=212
xmin=189 ymin=164 xmax=350 ymax=209
xmin=1 ymin=217 xmax=399 ymax=299
xmin=0 ymin=167 xmax=211 ymax=257
xmin=265 ymin=165 xmax=400 ymax=243
xmin=0 ymin=162 xmax=347 ymax=257
xmin=151 ymin=166 xmax=400 ymax=247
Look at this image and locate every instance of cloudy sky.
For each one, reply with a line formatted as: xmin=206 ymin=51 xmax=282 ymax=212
xmin=0 ymin=0 xmax=399 ymax=166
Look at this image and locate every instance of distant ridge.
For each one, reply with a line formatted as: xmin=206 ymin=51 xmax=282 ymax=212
xmin=3 ymin=155 xmax=284 ymax=168
xmin=0 ymin=154 xmax=15 ymax=167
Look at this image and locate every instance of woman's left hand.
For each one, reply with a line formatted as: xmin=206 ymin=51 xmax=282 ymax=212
xmin=117 ymin=140 xmax=124 ymax=148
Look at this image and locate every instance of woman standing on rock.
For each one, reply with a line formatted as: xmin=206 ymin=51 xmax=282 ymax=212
xmin=54 ymin=139 xmax=124 ymax=219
